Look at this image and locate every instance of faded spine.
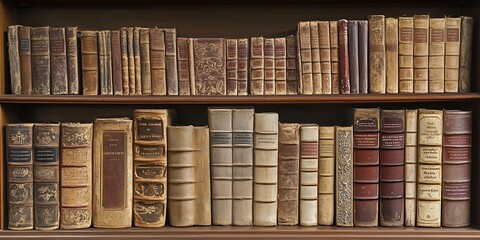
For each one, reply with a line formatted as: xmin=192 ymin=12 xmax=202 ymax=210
xmin=275 ymin=37 xmax=287 ymax=95
xmin=368 ymin=15 xmax=386 ymax=93
xmin=413 ymin=15 xmax=429 ymax=93
xmin=165 ymin=28 xmax=178 ymax=95
xmin=399 ymin=17 xmax=414 ymax=93
xmin=80 ymin=31 xmax=98 ymax=95
xmin=31 ymin=26 xmax=51 ymax=95
xmin=150 ymin=28 xmax=166 ymax=95
xmin=250 ymin=37 xmax=264 ymax=95
xmin=237 ymin=39 xmax=249 ymax=95
xmin=318 ymin=126 xmax=335 ymax=225
xmin=385 ymin=18 xmax=399 ymax=93
xmin=226 ymin=39 xmax=238 ymax=95
xmin=50 ymin=27 xmax=68 ymax=94
xmin=66 ymin=27 xmax=79 ymax=95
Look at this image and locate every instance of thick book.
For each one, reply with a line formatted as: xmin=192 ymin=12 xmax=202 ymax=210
xmin=404 ymin=109 xmax=418 ymax=226
xmin=275 ymin=37 xmax=287 ymax=95
xmin=444 ymin=17 xmax=461 ymax=93
xmin=417 ymin=109 xmax=443 ymax=227
xmin=66 ymin=27 xmax=79 ymax=95
xmin=98 ymin=30 xmax=113 ymax=95
xmin=442 ymin=110 xmax=471 ymax=227
xmin=286 ymin=35 xmax=298 ymax=95
xmin=278 ymin=123 xmax=300 ymax=226
xmin=413 ymin=15 xmax=429 ymax=93
xmin=250 ymin=37 xmax=264 ymax=95
xmin=385 ymin=18 xmax=399 ymax=93
xmin=140 ymin=28 xmax=152 ymax=95
xmin=60 ymin=123 xmax=93 ymax=229
xmin=348 ymin=20 xmax=359 ymax=94
xmin=358 ymin=20 xmax=368 ymax=94
xmin=177 ymin=37 xmax=191 ymax=95
xmin=31 ymin=26 xmax=51 ymax=95
xmin=318 ymin=126 xmax=335 ymax=225
xmin=429 ymin=18 xmax=446 ymax=93
xmin=226 ymin=39 xmax=238 ymax=95
xmin=368 ymin=15 xmax=386 ymax=93
xmin=133 ymin=109 xmax=171 ymax=227
xmin=120 ymin=27 xmax=129 ymax=95
xmin=299 ymin=124 xmax=318 ymax=226
xmin=93 ymin=118 xmax=133 ymax=228
xmin=338 ymin=19 xmax=350 ymax=94
xmin=81 ymin=31 xmax=98 ymax=95
xmin=7 ymin=124 xmax=34 ymax=230
xmin=50 ymin=27 xmax=68 ymax=94
xmin=264 ymin=38 xmax=275 ymax=95
xmin=111 ymin=30 xmax=123 ymax=95
xmin=33 ymin=123 xmax=60 ymax=230
xmin=237 ymin=38 xmax=249 ymax=95
xmin=297 ymin=22 xmax=313 ymax=94
xmin=330 ymin=21 xmax=340 ymax=94
xmin=150 ymin=28 xmax=166 ymax=95
xmin=127 ymin=27 xmax=135 ymax=94
xmin=335 ymin=126 xmax=353 ymax=227
xmin=399 ymin=17 xmax=414 ymax=93
xmin=319 ymin=21 xmax=332 ymax=94
xmin=253 ymin=113 xmax=279 ymax=226
xmin=379 ymin=110 xmax=405 ymax=227
xmin=165 ymin=28 xmax=178 ymax=95
xmin=310 ymin=21 xmax=322 ymax=94
xmin=191 ymin=38 xmax=226 ymax=95
xmin=459 ymin=16 xmax=473 ymax=92
xmin=133 ymin=27 xmax=142 ymax=95
xmin=8 ymin=25 xmax=21 ymax=94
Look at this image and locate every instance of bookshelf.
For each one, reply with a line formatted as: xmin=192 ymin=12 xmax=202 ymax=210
xmin=0 ymin=0 xmax=479 ymax=238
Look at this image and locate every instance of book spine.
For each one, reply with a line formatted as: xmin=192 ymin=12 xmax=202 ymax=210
xmin=404 ymin=109 xmax=418 ymax=226
xmin=226 ymin=39 xmax=238 ymax=95
xmin=319 ymin=21 xmax=332 ymax=94
xmin=66 ymin=27 xmax=79 ymax=95
xmin=348 ymin=20 xmax=359 ymax=94
xmin=413 ymin=15 xmax=430 ymax=93
xmin=133 ymin=27 xmax=142 ymax=95
xmin=318 ymin=126 xmax=335 ymax=225
xmin=8 ymin=25 xmax=21 ymax=94
xmin=33 ymin=123 xmax=60 ymax=230
xmin=140 ymin=28 xmax=152 ymax=95
xmin=369 ymin=15 xmax=386 ymax=93
xmin=127 ymin=27 xmax=136 ymax=94
xmin=299 ymin=124 xmax=318 ymax=226
xmin=50 ymin=27 xmax=68 ymax=95
xmin=386 ymin=18 xmax=399 ymax=93
xmin=150 ymin=28 xmax=166 ymax=95
xmin=177 ymin=37 xmax=191 ymax=95
xmin=111 ymin=30 xmax=123 ymax=95
xmin=417 ymin=109 xmax=443 ymax=227
xmin=232 ymin=108 xmax=254 ymax=225
xmin=253 ymin=113 xmax=279 ymax=226
xmin=98 ymin=30 xmax=113 ymax=95
xmin=7 ymin=124 xmax=34 ymax=230
xmin=335 ymin=126 xmax=353 ymax=227
xmin=80 ymin=31 xmax=98 ymax=95
xmin=120 ymin=27 xmax=129 ymax=95
xmin=298 ymin=22 xmax=312 ymax=94
xmin=286 ymin=35 xmax=298 ymax=95
xmin=399 ymin=17 xmax=414 ymax=93
xmin=330 ymin=21 xmax=340 ymax=94
xmin=459 ymin=16 xmax=473 ymax=92
xmin=358 ymin=20 xmax=368 ymax=94
xmin=264 ymin=38 xmax=275 ymax=95
xmin=310 ymin=21 xmax=322 ymax=94
xmin=193 ymin=126 xmax=212 ymax=226
xmin=379 ymin=110 xmax=405 ymax=227
xmin=165 ymin=28 xmax=178 ymax=95
xmin=19 ymin=26 xmax=33 ymax=95
xmin=192 ymin=38 xmax=226 ymax=95
xmin=93 ymin=118 xmax=133 ymax=228
xmin=338 ymin=19 xmax=350 ymax=94
xmin=60 ymin=123 xmax=93 ymax=229
xmin=250 ymin=37 xmax=264 ymax=95
xmin=429 ymin=18 xmax=446 ymax=93
xmin=188 ymin=38 xmax=196 ymax=95
xmin=278 ymin=123 xmax=300 ymax=225
xmin=442 ymin=110 xmax=471 ymax=227
xmin=445 ymin=17 xmax=461 ymax=93
xmin=274 ymin=37 xmax=287 ymax=95
xmin=31 ymin=26 xmax=51 ymax=95
xmin=237 ymin=38 xmax=249 ymax=95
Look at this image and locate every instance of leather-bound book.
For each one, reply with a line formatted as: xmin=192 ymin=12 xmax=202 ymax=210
xmin=177 ymin=37 xmax=191 ymax=95
xmin=399 ymin=17 xmax=414 ymax=93
xmin=60 ymin=123 xmax=92 ymax=229
xmin=286 ymin=35 xmax=298 ymax=95
xmin=404 ymin=109 xmax=418 ymax=226
xmin=164 ymin=28 xmax=178 ymax=95
xmin=93 ymin=118 xmax=133 ymax=228
xmin=264 ymin=38 xmax=275 ymax=95
xmin=253 ymin=113 xmax=279 ymax=226
xmin=444 ymin=18 xmax=461 ymax=93
xmin=417 ymin=109 xmax=443 ymax=227
xmin=353 ymin=108 xmax=380 ymax=227
xmin=429 ymin=18 xmax=446 ymax=93
xmin=120 ymin=27 xmax=129 ymax=95
xmin=150 ymin=28 xmax=166 ymax=95
xmin=188 ymin=38 xmax=195 ymax=94
xmin=379 ymin=110 xmax=405 ymax=227
xmin=348 ymin=20 xmax=359 ymax=94
xmin=81 ymin=31 xmax=98 ymax=95
xmin=19 ymin=26 xmax=32 ymax=94
xmin=237 ymin=38 xmax=249 ymax=95
xmin=385 ymin=18 xmax=399 ymax=93
xmin=140 ymin=28 xmax=151 ymax=95
xmin=368 ymin=15 xmax=386 ymax=93
xmin=330 ymin=21 xmax=340 ymax=94
xmin=31 ymin=26 xmax=50 ymax=95
xmin=192 ymin=38 xmax=226 ymax=95
xmin=318 ymin=126 xmax=335 ymax=225
xmin=413 ymin=15 xmax=429 ymax=93
xmin=226 ymin=39 xmax=238 ymax=95
xmin=98 ymin=30 xmax=113 ymax=95
xmin=299 ymin=124 xmax=318 ymax=226
xmin=33 ymin=123 xmax=60 ymax=230
xmin=335 ymin=126 xmax=353 ymax=227
xmin=319 ymin=22 xmax=332 ymax=94
xmin=338 ymin=19 xmax=350 ymax=94
xmin=193 ymin=127 xmax=212 ymax=226
xmin=442 ymin=110 xmax=471 ymax=227
xmin=358 ymin=20 xmax=368 ymax=94
xmin=250 ymin=37 xmax=264 ymax=95
xmin=133 ymin=27 xmax=142 ymax=95
xmin=275 ymin=37 xmax=287 ymax=95
xmin=50 ymin=27 xmax=68 ymax=94
xmin=310 ymin=21 xmax=322 ymax=94
xmin=278 ymin=123 xmax=300 ymax=226
xmin=66 ymin=27 xmax=79 ymax=94
xmin=459 ymin=16 xmax=473 ymax=92
xmin=297 ymin=22 xmax=313 ymax=94
xmin=111 ymin=30 xmax=123 ymax=95
xmin=8 ymin=25 xmax=21 ymax=94
xmin=127 ymin=27 xmax=135 ymax=94
xmin=7 ymin=124 xmax=34 ymax=230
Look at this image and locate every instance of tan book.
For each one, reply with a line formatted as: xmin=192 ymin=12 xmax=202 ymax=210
xmin=318 ymin=126 xmax=335 ymax=225
xmin=459 ymin=16 xmax=473 ymax=92
xmin=93 ymin=118 xmax=133 ymax=228
xmin=368 ymin=15 xmax=386 ymax=93
xmin=140 ymin=28 xmax=152 ymax=95
xmin=299 ymin=124 xmax=318 ymax=226
xmin=405 ymin=109 xmax=418 ymax=227
xmin=274 ymin=38 xmax=287 ymax=95
xmin=399 ymin=17 xmax=414 ymax=93
xmin=250 ymin=37 xmax=264 ymax=95
xmin=417 ymin=109 xmax=443 ymax=227
xmin=254 ymin=113 xmax=279 ymax=226
xmin=264 ymin=38 xmax=275 ymax=95
xmin=429 ymin=18 xmax=446 ymax=93
xmin=385 ymin=17 xmax=399 ymax=93
xmin=319 ymin=21 xmax=332 ymax=94
xmin=330 ymin=21 xmax=340 ymax=94
xmin=413 ymin=15 xmax=430 ymax=93
xmin=150 ymin=27 xmax=167 ymax=95
xmin=133 ymin=27 xmax=142 ymax=95
xmin=191 ymin=38 xmax=226 ymax=95
xmin=193 ymin=127 xmax=212 ymax=226
xmin=164 ymin=28 xmax=178 ymax=95
xmin=297 ymin=22 xmax=313 ymax=94
xmin=120 ymin=27 xmax=129 ymax=95
xmin=80 ymin=31 xmax=98 ymax=95
xmin=286 ymin=35 xmax=298 ymax=95
xmin=335 ymin=126 xmax=354 ymax=227
xmin=444 ymin=17 xmax=461 ymax=93
xmin=310 ymin=21 xmax=322 ymax=94
xmin=127 ymin=27 xmax=135 ymax=94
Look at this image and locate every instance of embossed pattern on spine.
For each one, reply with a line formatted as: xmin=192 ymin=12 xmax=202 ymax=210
xmin=120 ymin=27 xmax=129 ymax=95
xmin=318 ymin=126 xmax=335 ymax=225
xmin=264 ymin=38 xmax=275 ymax=95
xmin=413 ymin=15 xmax=429 ymax=93
xmin=237 ymin=39 xmax=249 ymax=95
xmin=335 ymin=126 xmax=353 ymax=227
xmin=286 ymin=35 xmax=298 ymax=95
xmin=404 ymin=109 xmax=418 ymax=226
xmin=140 ymin=28 xmax=152 ymax=95
xmin=338 ymin=19 xmax=350 ymax=94
xmin=193 ymin=38 xmax=226 ymax=95
xmin=385 ymin=18 xmax=399 ymax=93
xmin=50 ymin=27 xmax=68 ymax=94
xmin=319 ymin=22 xmax=332 ymax=94
xmin=297 ymin=22 xmax=312 ymax=94
xmin=81 ymin=31 xmax=98 ymax=95
xmin=368 ymin=15 xmax=386 ymax=93
xmin=274 ymin=37 xmax=287 ymax=95
xmin=164 ymin=28 xmax=178 ymax=95
xmin=177 ymin=37 xmax=191 ymax=95
xmin=150 ymin=28 xmax=166 ymax=95
xmin=8 ymin=25 xmax=21 ymax=94
xmin=299 ymin=124 xmax=318 ymax=226
xmin=226 ymin=39 xmax=238 ymax=95
xmin=31 ymin=26 xmax=51 ymax=95
xmin=399 ymin=17 xmax=414 ymax=93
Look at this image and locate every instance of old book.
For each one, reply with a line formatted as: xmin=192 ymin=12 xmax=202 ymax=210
xmin=232 ymin=108 xmax=254 ymax=225
xmin=111 ymin=30 xmax=123 ymax=95
xmin=60 ymin=123 xmax=93 ymax=229
xmin=177 ymin=37 xmax=191 ymax=95
xmin=193 ymin=127 xmax=212 ymax=225
xmin=353 ymin=108 xmax=380 ymax=227
xmin=165 ymin=28 xmax=178 ymax=95
xmin=319 ymin=21 xmax=332 ymax=94
xmin=133 ymin=27 xmax=142 ymax=95
xmin=330 ymin=21 xmax=340 ymax=94
xmin=31 ymin=26 xmax=50 ymax=95
xmin=19 ymin=26 xmax=33 ymax=94
xmin=413 ymin=15 xmax=429 ymax=93
xmin=278 ymin=123 xmax=300 ymax=226
xmin=429 ymin=18 xmax=446 ymax=93
xmin=300 ymin=124 xmax=318 ymax=226
xmin=417 ymin=109 xmax=443 ymax=227
xmin=81 ymin=31 xmax=98 ymax=95
xmin=150 ymin=28 xmax=166 ymax=95
xmin=399 ymin=17 xmax=414 ymax=93
xmin=120 ymin=27 xmax=129 ymax=95
xmin=310 ymin=21 xmax=322 ymax=94
xmin=318 ymin=126 xmax=335 ymax=225
xmin=250 ymin=37 xmax=264 ymax=95
xmin=264 ymin=38 xmax=275 ymax=95
xmin=254 ymin=113 xmax=279 ymax=226
xmin=297 ymin=22 xmax=312 ymax=94
xmin=385 ymin=18 xmax=399 ymax=93
xmin=8 ymin=25 xmax=21 ymax=94
xmin=98 ymin=30 xmax=113 ymax=95
xmin=444 ymin=17 xmax=461 ymax=93
xmin=33 ymin=123 xmax=60 ymax=230
xmin=226 ymin=39 xmax=238 ymax=95
xmin=275 ymin=37 xmax=287 ymax=95
xmin=379 ymin=110 xmax=405 ymax=227
xmin=369 ymin=15 xmax=386 ymax=93
xmin=459 ymin=16 xmax=473 ymax=92
xmin=442 ymin=110 xmax=471 ymax=227
xmin=358 ymin=20 xmax=368 ymax=94
xmin=93 ymin=118 xmax=133 ymax=228
xmin=286 ymin=35 xmax=298 ymax=95
xmin=127 ymin=27 xmax=135 ymax=94
xmin=133 ymin=109 xmax=171 ymax=227
xmin=404 ymin=109 xmax=418 ymax=227
xmin=66 ymin=27 xmax=79 ymax=95
xmin=335 ymin=126 xmax=353 ymax=227
xmin=188 ymin=38 xmax=195 ymax=94
xmin=237 ymin=38 xmax=249 ymax=95
xmin=192 ymin=38 xmax=226 ymax=95
xmin=338 ymin=19 xmax=350 ymax=94
xmin=50 ymin=27 xmax=68 ymax=94
xmin=348 ymin=20 xmax=359 ymax=94
xmin=7 ymin=124 xmax=34 ymax=230
xmin=140 ymin=28 xmax=152 ymax=95
xmin=208 ymin=108 xmax=233 ymax=225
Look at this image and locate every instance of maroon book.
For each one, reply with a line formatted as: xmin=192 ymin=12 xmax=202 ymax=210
xmin=338 ymin=20 xmax=350 ymax=94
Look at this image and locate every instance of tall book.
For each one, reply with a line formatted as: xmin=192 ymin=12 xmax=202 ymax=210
xmin=335 ymin=126 xmax=353 ymax=227
xmin=319 ymin=21 xmax=332 ymax=94
xmin=111 ymin=30 xmax=123 ymax=95
xmin=413 ymin=15 xmax=429 ymax=93
xmin=399 ymin=17 xmax=414 ymax=93
xmin=329 ymin=21 xmax=340 ymax=94
xmin=150 ymin=28 xmax=166 ymax=95
xmin=442 ymin=110 xmax=471 ymax=227
xmin=310 ymin=21 xmax=322 ymax=94
xmin=140 ymin=28 xmax=152 ymax=95
xmin=191 ymin=38 xmax=226 ymax=95
xmin=368 ymin=15 xmax=386 ymax=93
xmin=444 ymin=17 xmax=461 ymax=93
xmin=177 ymin=37 xmax=191 ymax=95
xmin=299 ymin=124 xmax=318 ymax=226
xmin=348 ymin=20 xmax=359 ymax=94
xmin=133 ymin=27 xmax=142 ymax=95
xmin=98 ymin=30 xmax=113 ymax=95
xmin=385 ymin=18 xmax=399 ymax=93
xmin=429 ymin=18 xmax=446 ymax=93
xmin=81 ymin=31 xmax=98 ymax=95
xmin=253 ymin=113 xmax=279 ymax=226
xmin=165 ymin=28 xmax=178 ymax=95
xmin=226 ymin=39 xmax=238 ymax=95
xmin=66 ymin=27 xmax=79 ymax=94
xmin=7 ymin=124 xmax=34 ymax=230
xmin=278 ymin=123 xmax=300 ymax=225
xmin=133 ymin=110 xmax=171 ymax=227
xmin=459 ymin=16 xmax=473 ymax=92
xmin=250 ymin=37 xmax=264 ymax=95
xmin=60 ymin=123 xmax=92 ymax=229
xmin=318 ymin=126 xmax=335 ymax=225
xmin=19 ymin=26 xmax=33 ymax=94
xmin=120 ymin=27 xmax=129 ymax=95
xmin=50 ymin=27 xmax=68 ymax=94
xmin=286 ymin=35 xmax=298 ymax=95
xmin=31 ymin=26 xmax=50 ymax=95
xmin=8 ymin=25 xmax=21 ymax=94
xmin=193 ymin=127 xmax=212 ymax=226
xmin=275 ymin=37 xmax=287 ymax=95
xmin=353 ymin=108 xmax=380 ymax=227
xmin=358 ymin=20 xmax=368 ymax=94
xmin=127 ymin=27 xmax=135 ymax=94
xmin=297 ymin=22 xmax=313 ymax=94
xmin=404 ymin=109 xmax=418 ymax=226
xmin=264 ymin=38 xmax=275 ymax=95
xmin=379 ymin=110 xmax=405 ymax=227
xmin=417 ymin=109 xmax=443 ymax=227
xmin=237 ymin=38 xmax=249 ymax=95
xmin=338 ymin=19 xmax=350 ymax=94
xmin=93 ymin=118 xmax=133 ymax=228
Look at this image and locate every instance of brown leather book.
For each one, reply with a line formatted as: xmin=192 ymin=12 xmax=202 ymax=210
xmin=429 ymin=18 xmax=446 ymax=93
xmin=111 ymin=30 xmax=123 ymax=95
xmin=60 ymin=123 xmax=93 ymax=229
xmin=8 ymin=25 xmax=21 ymax=94
xmin=177 ymin=37 xmax=191 ymax=95
xmin=330 ymin=21 xmax=340 ymax=94
xmin=310 ymin=21 xmax=322 ymax=94
xmin=127 ymin=27 xmax=135 ymax=94
xmin=7 ymin=124 xmax=34 ymax=230
xmin=81 ymin=31 xmax=98 ymax=95
xmin=66 ymin=27 xmax=79 ymax=95
xmin=318 ymin=126 xmax=335 ymax=225
xmin=335 ymin=126 xmax=353 ymax=227
xmin=19 ymin=26 xmax=32 ymax=94
xmin=33 ymin=123 xmax=60 ymax=230
xmin=250 ymin=37 xmax=264 ymax=95
xmin=358 ymin=20 xmax=368 ymax=94
xmin=399 ymin=17 xmax=414 ymax=93
xmin=319 ymin=21 xmax=332 ymax=94
xmin=444 ymin=17 xmax=461 ymax=93
xmin=188 ymin=38 xmax=196 ymax=94
xmin=192 ymin=38 xmax=226 ymax=95
xmin=133 ymin=27 xmax=142 ymax=95
xmin=140 ymin=28 xmax=152 ymax=95
xmin=165 ymin=28 xmax=178 ymax=95
xmin=442 ymin=110 xmax=471 ymax=227
xmin=338 ymin=19 xmax=350 ymax=94
xmin=404 ymin=109 xmax=418 ymax=226
xmin=275 ymin=37 xmax=287 ymax=95
xmin=379 ymin=110 xmax=405 ymax=227
xmin=413 ymin=15 xmax=429 ymax=93
xmin=297 ymin=22 xmax=313 ymax=94
xmin=286 ymin=35 xmax=298 ymax=95
xmin=31 ymin=26 xmax=51 ymax=95
xmin=368 ymin=15 xmax=386 ymax=93
xmin=120 ymin=27 xmax=129 ymax=95
xmin=98 ymin=30 xmax=113 ymax=95
xmin=353 ymin=108 xmax=380 ymax=227
xmin=237 ymin=38 xmax=249 ymax=95
xmin=459 ymin=16 xmax=473 ymax=92
xmin=278 ymin=123 xmax=300 ymax=225
xmin=264 ymin=38 xmax=275 ymax=95
xmin=226 ymin=39 xmax=238 ymax=95
xmin=385 ymin=18 xmax=399 ymax=93
xmin=50 ymin=27 xmax=68 ymax=95
xmin=348 ymin=20 xmax=359 ymax=94
xmin=299 ymin=124 xmax=318 ymax=226
xmin=150 ymin=28 xmax=166 ymax=95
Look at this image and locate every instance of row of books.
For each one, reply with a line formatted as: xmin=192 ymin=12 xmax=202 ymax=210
xmin=6 ymin=108 xmax=470 ymax=230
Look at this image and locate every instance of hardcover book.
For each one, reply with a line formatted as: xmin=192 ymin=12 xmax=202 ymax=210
xmin=127 ymin=27 xmax=135 ymax=94
xmin=264 ymin=38 xmax=275 ymax=95
xmin=226 ymin=39 xmax=238 ymax=95
xmin=81 ymin=31 xmax=98 ymax=95
xmin=319 ymin=21 xmax=332 ymax=94
xmin=335 ymin=126 xmax=353 ymax=227
xmin=404 ymin=109 xmax=418 ymax=226
xmin=177 ymin=37 xmax=191 ymax=95
xmin=297 ymin=22 xmax=313 ymax=94
xmin=8 ymin=25 xmax=21 ymax=94
xmin=399 ymin=17 xmax=414 ymax=93
xmin=299 ymin=124 xmax=318 ymax=226
xmin=98 ymin=30 xmax=113 ymax=95
xmin=275 ymin=37 xmax=287 ymax=95
xmin=310 ymin=21 xmax=322 ymax=94
xmin=385 ymin=18 xmax=399 ymax=93
xmin=19 ymin=26 xmax=33 ymax=94
xmin=191 ymin=38 xmax=226 ymax=95
xmin=237 ymin=39 xmax=249 ymax=95
xmin=348 ymin=20 xmax=359 ymax=94
xmin=330 ymin=21 xmax=340 ymax=94
xmin=133 ymin=27 xmax=141 ymax=95
xmin=444 ymin=17 xmax=461 ymax=93
xmin=111 ymin=30 xmax=123 ymax=95
xmin=150 ymin=28 xmax=167 ymax=95
xmin=250 ymin=37 xmax=264 ymax=95
xmin=66 ymin=27 xmax=79 ymax=95
xmin=368 ymin=15 xmax=386 ymax=93
xmin=338 ymin=19 xmax=350 ymax=94
xmin=120 ymin=27 xmax=129 ymax=95
xmin=358 ymin=20 xmax=368 ymax=94
xmin=165 ymin=28 xmax=178 ymax=95
xmin=318 ymin=126 xmax=335 ymax=225
xmin=50 ymin=27 xmax=68 ymax=94
xmin=459 ymin=16 xmax=473 ymax=92
xmin=429 ymin=18 xmax=446 ymax=93
xmin=31 ymin=26 xmax=51 ymax=95
xmin=140 ymin=28 xmax=152 ymax=95
xmin=413 ymin=15 xmax=429 ymax=93
xmin=286 ymin=35 xmax=298 ymax=95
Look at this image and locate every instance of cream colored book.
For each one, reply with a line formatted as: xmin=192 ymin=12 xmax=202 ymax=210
xmin=310 ymin=21 xmax=322 ymax=94
xmin=385 ymin=17 xmax=399 ymax=93
xmin=429 ymin=18 xmax=446 ymax=93
xmin=413 ymin=15 xmax=429 ymax=93
xmin=444 ymin=17 xmax=461 ymax=93
xmin=299 ymin=124 xmax=318 ymax=226
xmin=399 ymin=17 xmax=414 ymax=93
xmin=405 ymin=109 xmax=418 ymax=227
xmin=193 ymin=127 xmax=212 ymax=225
xmin=318 ymin=126 xmax=335 ymax=225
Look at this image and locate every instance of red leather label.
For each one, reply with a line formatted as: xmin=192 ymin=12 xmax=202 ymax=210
xmin=381 ymin=133 xmax=404 ymax=149
xmin=443 ymin=134 xmax=471 ymax=147
xmin=443 ymin=147 xmax=471 ymax=163
xmin=354 ymin=132 xmax=379 ymax=148
xmin=300 ymin=142 xmax=318 ymax=157
xmin=443 ymin=182 xmax=470 ymax=199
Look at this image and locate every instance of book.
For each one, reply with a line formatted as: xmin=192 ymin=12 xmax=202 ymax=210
xmin=237 ymin=38 xmax=249 ymax=95
xmin=98 ymin=30 xmax=113 ymax=95
xmin=19 ymin=26 xmax=33 ymax=94
xmin=385 ymin=18 xmax=399 ymax=93
xmin=286 ymin=35 xmax=298 ymax=95
xmin=140 ymin=28 xmax=152 ymax=95
xmin=31 ymin=26 xmax=51 ymax=95
xmin=299 ymin=124 xmax=318 ymax=226
xmin=459 ymin=16 xmax=473 ymax=92
xmin=165 ymin=28 xmax=178 ymax=95
xmin=253 ymin=113 xmax=279 ymax=226
xmin=429 ymin=18 xmax=446 ymax=93
xmin=120 ymin=27 xmax=129 ymax=95
xmin=93 ymin=118 xmax=133 ymax=228
xmin=297 ymin=22 xmax=313 ymax=94
xmin=81 ymin=31 xmax=98 ymax=95
xmin=444 ymin=17 xmax=461 ymax=93
xmin=335 ymin=126 xmax=353 ymax=227
xmin=417 ymin=109 xmax=443 ymax=227
xmin=399 ymin=17 xmax=414 ymax=93
xmin=7 ymin=124 xmax=34 ymax=230
xmin=275 ymin=37 xmax=287 ymax=95
xmin=442 ymin=110 xmax=471 ymax=227
xmin=33 ymin=123 xmax=60 ymax=230
xmin=319 ymin=21 xmax=332 ymax=94
xmin=111 ymin=30 xmax=123 ymax=95
xmin=330 ymin=21 xmax=340 ymax=94
xmin=264 ymin=38 xmax=275 ymax=95
xmin=8 ymin=25 xmax=21 ymax=94
xmin=66 ymin=27 xmax=79 ymax=95
xmin=60 ymin=123 xmax=93 ymax=229
xmin=50 ymin=27 xmax=68 ymax=95
xmin=133 ymin=27 xmax=142 ymax=95
xmin=188 ymin=38 xmax=195 ymax=95
xmin=358 ymin=20 xmax=368 ymax=94
xmin=226 ymin=39 xmax=238 ymax=95
xmin=177 ymin=37 xmax=191 ymax=95
xmin=369 ymin=15 xmax=386 ymax=93
xmin=348 ymin=20 xmax=359 ymax=94
xmin=192 ymin=38 xmax=226 ymax=95
xmin=318 ymin=126 xmax=335 ymax=225
xmin=338 ymin=19 xmax=350 ymax=94
xmin=193 ymin=127 xmax=212 ymax=226
xmin=404 ymin=109 xmax=418 ymax=226
xmin=127 ymin=27 xmax=135 ymax=94
xmin=250 ymin=37 xmax=264 ymax=95
xmin=278 ymin=123 xmax=300 ymax=225
xmin=150 ymin=28 xmax=166 ymax=95
xmin=310 ymin=21 xmax=322 ymax=94
xmin=413 ymin=15 xmax=429 ymax=93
